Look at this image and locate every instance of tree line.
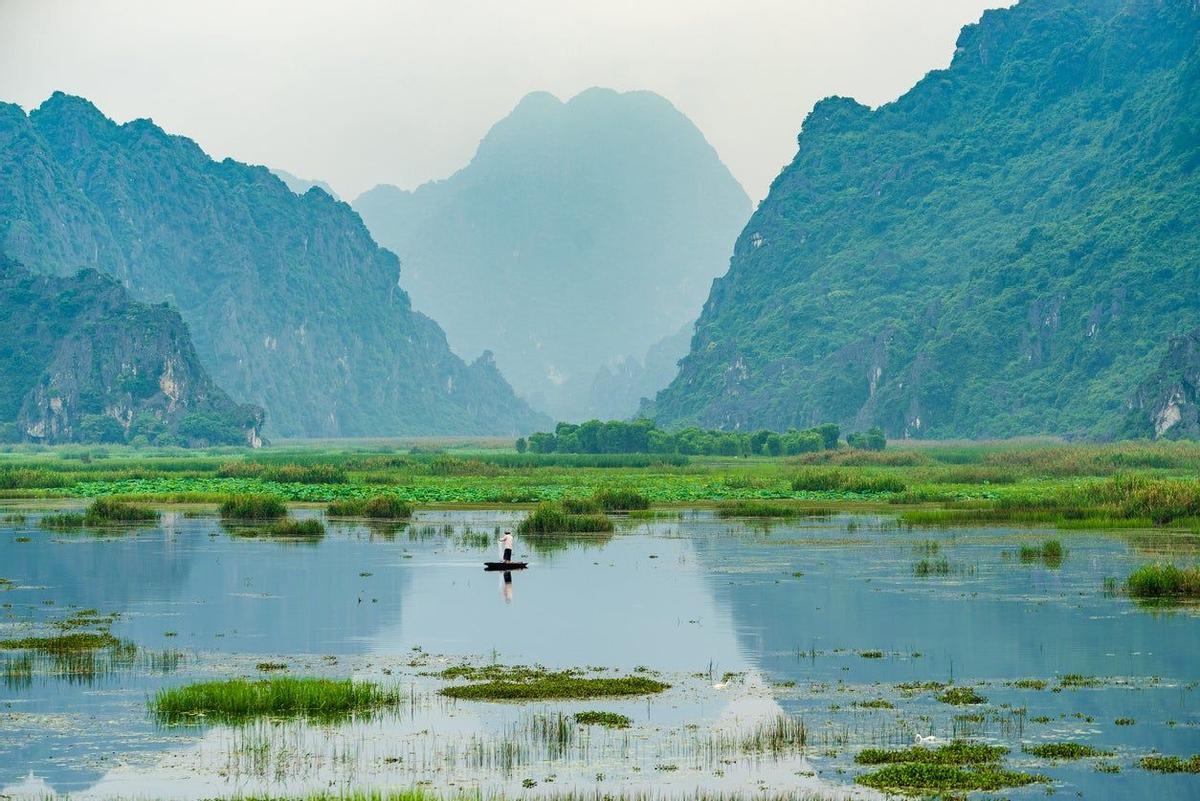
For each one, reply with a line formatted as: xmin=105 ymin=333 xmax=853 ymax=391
xmin=517 ymin=419 xmax=886 ymax=456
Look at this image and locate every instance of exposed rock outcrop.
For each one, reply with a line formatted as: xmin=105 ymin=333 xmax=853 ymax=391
xmin=1128 ymin=330 xmax=1200 ymax=440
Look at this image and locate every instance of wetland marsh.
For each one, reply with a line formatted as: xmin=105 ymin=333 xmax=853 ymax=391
xmin=1 ymin=442 xmax=1199 ymax=799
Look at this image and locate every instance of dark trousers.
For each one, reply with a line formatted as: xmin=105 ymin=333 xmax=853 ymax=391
xmin=503 ymin=548 xmax=512 ymax=562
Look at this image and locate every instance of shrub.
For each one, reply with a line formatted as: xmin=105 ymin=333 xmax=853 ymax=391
xmin=219 ymin=494 xmax=287 ymax=520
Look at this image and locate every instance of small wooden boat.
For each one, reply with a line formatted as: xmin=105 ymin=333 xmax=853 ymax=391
xmin=484 ymin=561 xmax=528 ymax=571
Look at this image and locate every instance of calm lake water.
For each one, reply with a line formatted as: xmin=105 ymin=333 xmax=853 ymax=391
xmin=1 ymin=506 xmax=1198 ymax=799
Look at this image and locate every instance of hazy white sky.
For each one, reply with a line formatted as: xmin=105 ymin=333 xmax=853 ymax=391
xmin=0 ymin=0 xmax=1008 ymax=201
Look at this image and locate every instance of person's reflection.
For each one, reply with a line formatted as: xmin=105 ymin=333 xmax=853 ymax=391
xmin=501 ymin=570 xmax=513 ymax=604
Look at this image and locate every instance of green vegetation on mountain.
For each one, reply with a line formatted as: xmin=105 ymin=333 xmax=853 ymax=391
xmin=0 ymin=259 xmax=262 ymax=445
xmin=652 ymin=0 xmax=1200 ymax=440
xmin=0 ymin=93 xmax=545 ymax=437
xmin=355 ymin=88 xmax=750 ymax=421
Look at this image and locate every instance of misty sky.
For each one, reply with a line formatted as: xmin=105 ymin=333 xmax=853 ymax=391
xmin=0 ymin=0 xmax=1008 ymax=202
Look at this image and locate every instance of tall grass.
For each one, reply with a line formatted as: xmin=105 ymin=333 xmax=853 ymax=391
xmin=791 ymin=469 xmax=906 ymax=494
xmin=82 ymin=497 xmax=159 ymax=523
xmin=593 ymin=488 xmax=650 ymax=511
xmin=1126 ymin=563 xmax=1200 ymax=599
xmin=219 ymin=494 xmax=287 ymax=520
xmin=327 ymin=496 xmax=413 ymax=519
xmin=151 ymin=677 xmax=399 ymax=723
xmin=518 ymin=503 xmax=613 ymax=534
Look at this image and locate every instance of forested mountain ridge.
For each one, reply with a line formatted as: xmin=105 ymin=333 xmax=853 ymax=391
xmin=354 ymin=88 xmax=751 ymax=421
xmin=651 ymin=0 xmax=1200 ymax=439
xmin=0 ymin=259 xmax=263 ymax=446
xmin=0 ymin=93 xmax=547 ymax=437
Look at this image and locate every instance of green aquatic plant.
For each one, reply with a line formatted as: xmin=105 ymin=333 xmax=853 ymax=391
xmin=1019 ymin=539 xmax=1065 ymax=567
xmin=715 ymin=500 xmax=801 ymax=518
xmin=938 ymin=686 xmax=987 ymax=705
xmin=439 ymin=665 xmax=667 ymax=701
xmin=573 ymin=710 xmax=632 ymax=728
xmin=856 ymin=763 xmax=1047 ymax=793
xmin=913 ymin=557 xmax=951 ymax=577
xmin=0 ymin=632 xmax=121 ymax=653
xmin=855 ymin=740 xmax=1007 ymax=766
xmin=1139 ymin=754 xmax=1200 ymax=773
xmin=219 ymin=493 xmax=287 ymax=521
xmin=791 ymin=469 xmax=906 ymax=494
xmin=1126 ymin=563 xmax=1200 ymax=600
xmin=232 ymin=518 xmax=325 ymax=538
xmin=1024 ymin=742 xmax=1111 ymax=760
xmin=39 ymin=512 xmax=86 ymax=529
xmin=560 ymin=497 xmax=602 ymax=514
xmin=82 ymin=497 xmax=159 ymax=524
xmin=740 ymin=714 xmax=807 ymax=754
xmin=592 ymin=487 xmax=650 ymax=511
xmin=327 ymin=496 xmax=413 ymax=519
xmin=151 ymin=677 xmax=400 ymax=724
xmin=517 ymin=503 xmax=613 ymax=534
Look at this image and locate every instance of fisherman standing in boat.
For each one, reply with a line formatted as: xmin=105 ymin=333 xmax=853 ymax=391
xmin=499 ymin=530 xmax=514 ymax=563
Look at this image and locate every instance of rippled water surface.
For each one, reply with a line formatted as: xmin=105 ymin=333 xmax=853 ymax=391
xmin=1 ymin=506 xmax=1198 ymax=798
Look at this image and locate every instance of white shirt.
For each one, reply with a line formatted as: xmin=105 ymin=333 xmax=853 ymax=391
xmin=501 ymin=533 xmax=513 ymax=549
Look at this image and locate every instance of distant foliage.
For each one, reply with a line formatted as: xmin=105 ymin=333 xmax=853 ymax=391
xmin=526 ymin=419 xmax=842 ymax=456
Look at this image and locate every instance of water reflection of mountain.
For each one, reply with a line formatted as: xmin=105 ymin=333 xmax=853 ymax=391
xmin=691 ymin=519 xmax=1200 ymax=684
xmin=0 ymin=516 xmax=419 ymax=791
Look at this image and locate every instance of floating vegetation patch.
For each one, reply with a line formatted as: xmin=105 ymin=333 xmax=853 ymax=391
xmin=1139 ymin=754 xmax=1200 ymax=773
xmin=1024 ymin=742 xmax=1112 ymax=760
xmin=81 ymin=497 xmax=159 ymax=524
xmin=327 ymin=496 xmax=413 ymax=519
xmin=1058 ymin=673 xmax=1105 ymax=688
xmin=518 ymin=503 xmax=613 ymax=534
xmin=219 ymin=493 xmax=287 ymax=521
xmin=1011 ymin=678 xmax=1048 ymax=690
xmin=859 ymin=650 xmax=885 ymax=659
xmin=938 ymin=686 xmax=987 ymax=705
xmin=1126 ymin=563 xmax=1200 ymax=600
xmin=256 ymin=661 xmax=288 ymax=672
xmin=855 ymin=740 xmax=1008 ymax=766
xmin=854 ymin=698 xmax=895 ymax=709
xmin=39 ymin=512 xmax=86 ymax=529
xmin=573 ymin=710 xmax=632 ymax=728
xmin=231 ymin=518 xmax=325 ymax=539
xmin=857 ymin=763 xmax=1048 ymax=794
xmin=438 ymin=664 xmax=668 ymax=701
xmin=151 ymin=677 xmax=400 ymax=724
xmin=0 ymin=632 xmax=121 ymax=652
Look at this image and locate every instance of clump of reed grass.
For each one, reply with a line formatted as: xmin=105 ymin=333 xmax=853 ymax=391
xmin=560 ymin=497 xmax=602 ymax=514
xmin=518 ymin=503 xmax=613 ymax=535
xmin=238 ymin=518 xmax=325 ymax=538
xmin=83 ymin=498 xmax=159 ymax=524
xmin=1019 ymin=539 xmax=1064 ymax=567
xmin=39 ymin=512 xmax=86 ymax=529
xmin=1126 ymin=563 xmax=1200 ymax=600
xmin=592 ymin=488 xmax=650 ymax=511
xmin=914 ymin=557 xmax=951 ymax=577
xmin=327 ymin=496 xmax=413 ymax=519
xmin=1012 ymin=679 xmax=1048 ymax=690
xmin=151 ymin=677 xmax=399 ymax=724
xmin=1024 ymin=742 xmax=1111 ymax=760
xmin=938 ymin=686 xmax=987 ymax=705
xmin=219 ymin=494 xmax=286 ymax=521
xmin=715 ymin=500 xmax=802 ymax=518
xmin=218 ymin=462 xmax=348 ymax=484
xmin=741 ymin=714 xmax=807 ymax=753
xmin=1139 ymin=754 xmax=1200 ymax=773
xmin=573 ymin=710 xmax=632 ymax=728
xmin=791 ymin=469 xmax=906 ymax=494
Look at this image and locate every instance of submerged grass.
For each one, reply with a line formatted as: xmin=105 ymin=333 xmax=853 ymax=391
xmin=1024 ymin=742 xmax=1112 ymax=760
xmin=438 ymin=664 xmax=668 ymax=701
xmin=573 ymin=710 xmax=632 ymax=728
xmin=1139 ymin=754 xmax=1200 ymax=773
xmin=151 ymin=677 xmax=400 ymax=724
xmin=856 ymin=763 xmax=1047 ymax=793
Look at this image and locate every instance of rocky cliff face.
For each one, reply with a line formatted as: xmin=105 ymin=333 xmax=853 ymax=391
xmin=652 ymin=0 xmax=1200 ymax=439
xmin=0 ymin=93 xmax=547 ymax=437
xmin=0 ymin=259 xmax=263 ymax=445
xmin=1127 ymin=330 xmax=1200 ymax=440
xmin=354 ymin=88 xmax=750 ymax=421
